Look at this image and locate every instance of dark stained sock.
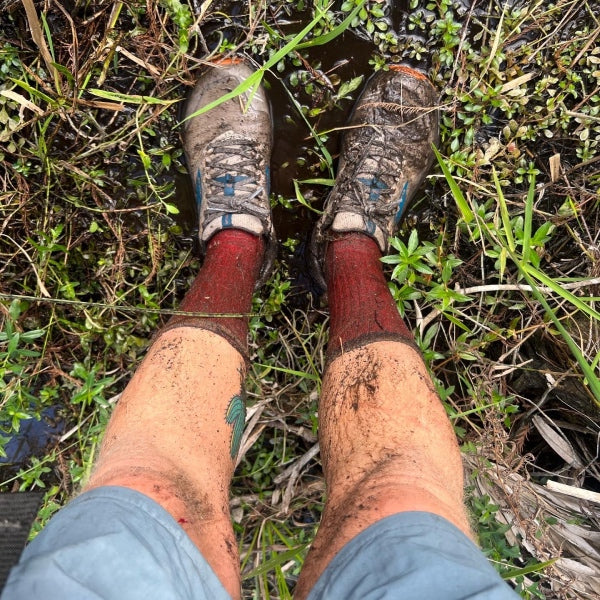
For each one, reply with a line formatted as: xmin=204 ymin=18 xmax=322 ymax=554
xmin=325 ymin=233 xmax=413 ymax=360
xmin=165 ymin=229 xmax=264 ymax=357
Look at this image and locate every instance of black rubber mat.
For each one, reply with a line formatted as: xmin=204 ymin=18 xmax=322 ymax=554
xmin=0 ymin=492 xmax=43 ymax=590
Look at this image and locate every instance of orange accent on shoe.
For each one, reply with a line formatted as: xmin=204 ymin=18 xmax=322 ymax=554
xmin=214 ymin=56 xmax=245 ymax=66
xmin=388 ymin=64 xmax=430 ymax=81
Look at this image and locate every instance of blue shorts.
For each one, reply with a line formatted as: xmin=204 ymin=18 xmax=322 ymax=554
xmin=2 ymin=486 xmax=519 ymax=599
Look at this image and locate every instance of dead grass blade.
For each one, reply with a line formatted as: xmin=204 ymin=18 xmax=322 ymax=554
xmin=466 ymin=452 xmax=600 ymax=598
xmin=21 ymin=0 xmax=59 ymax=90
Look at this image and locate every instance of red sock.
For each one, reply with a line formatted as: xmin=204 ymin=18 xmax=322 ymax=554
xmin=166 ymin=229 xmax=264 ymax=356
xmin=325 ymin=233 xmax=413 ymax=359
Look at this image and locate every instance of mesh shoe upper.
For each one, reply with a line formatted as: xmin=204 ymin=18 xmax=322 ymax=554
xmin=183 ymin=59 xmax=275 ymax=284
xmin=311 ymin=66 xmax=439 ymax=289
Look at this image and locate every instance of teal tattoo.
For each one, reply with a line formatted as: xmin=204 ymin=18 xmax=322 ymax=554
xmin=225 ymin=394 xmax=246 ymax=458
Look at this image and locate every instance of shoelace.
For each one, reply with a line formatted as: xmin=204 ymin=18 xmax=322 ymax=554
xmin=338 ymin=130 xmax=405 ymax=219
xmin=204 ymin=137 xmax=270 ymax=219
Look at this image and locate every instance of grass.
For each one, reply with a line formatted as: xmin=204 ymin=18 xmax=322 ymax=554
xmin=2 ymin=0 xmax=600 ymax=598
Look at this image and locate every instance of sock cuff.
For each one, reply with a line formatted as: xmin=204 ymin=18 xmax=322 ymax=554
xmin=326 ymin=331 xmax=419 ymax=365
xmin=156 ymin=318 xmax=250 ymax=367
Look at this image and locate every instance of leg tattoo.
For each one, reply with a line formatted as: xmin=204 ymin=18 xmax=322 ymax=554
xmin=225 ymin=393 xmax=246 ymax=459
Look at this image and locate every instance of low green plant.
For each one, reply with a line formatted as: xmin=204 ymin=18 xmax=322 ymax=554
xmin=0 ymin=300 xmax=48 ymax=449
xmin=469 ymin=493 xmax=554 ymax=599
xmin=437 ymin=156 xmax=600 ymax=407
xmin=384 ymin=228 xmax=471 ymax=321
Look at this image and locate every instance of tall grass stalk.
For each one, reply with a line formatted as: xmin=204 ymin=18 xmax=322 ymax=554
xmin=438 ymin=155 xmax=600 ymax=407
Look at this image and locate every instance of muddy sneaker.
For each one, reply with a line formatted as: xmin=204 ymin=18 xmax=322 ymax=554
xmin=311 ymin=65 xmax=439 ymax=290
xmin=183 ymin=57 xmax=275 ymax=285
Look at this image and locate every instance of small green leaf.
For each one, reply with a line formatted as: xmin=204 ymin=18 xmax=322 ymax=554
xmin=138 ymin=149 xmax=151 ymax=170
xmin=51 ymin=62 xmax=75 ymax=83
xmin=407 ymin=229 xmax=419 ymax=254
xmin=502 ymin=558 xmax=558 ymax=580
xmin=20 ymin=329 xmax=45 ymax=341
xmin=522 ymin=171 xmax=536 ymax=264
xmin=293 ymin=180 xmax=322 ymax=214
xmin=296 ymin=178 xmax=334 ymax=186
xmin=494 ymin=168 xmax=515 ymax=253
xmin=338 ymin=75 xmax=364 ymax=99
xmin=433 ymin=146 xmax=474 ymax=223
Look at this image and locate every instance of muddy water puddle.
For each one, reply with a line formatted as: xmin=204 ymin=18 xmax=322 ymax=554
xmin=0 ymin=406 xmax=65 ymax=471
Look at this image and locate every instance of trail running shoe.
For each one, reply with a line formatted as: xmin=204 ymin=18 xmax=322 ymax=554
xmin=183 ymin=58 xmax=275 ymax=285
xmin=311 ymin=65 xmax=439 ymax=290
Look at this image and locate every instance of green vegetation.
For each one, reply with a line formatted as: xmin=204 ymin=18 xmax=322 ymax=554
xmin=2 ymin=1 xmax=599 ymax=598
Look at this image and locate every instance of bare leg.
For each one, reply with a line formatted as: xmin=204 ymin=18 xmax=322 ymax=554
xmin=84 ymin=229 xmax=265 ymax=599
xmin=295 ymin=340 xmax=470 ymax=597
xmin=295 ymin=235 xmax=470 ymax=598
xmin=79 ymin=58 xmax=273 ymax=599
xmin=86 ymin=328 xmax=244 ymax=597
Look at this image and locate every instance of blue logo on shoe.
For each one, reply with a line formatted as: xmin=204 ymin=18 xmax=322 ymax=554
xmin=265 ymin=165 xmax=271 ymax=196
xmin=195 ymin=168 xmax=203 ymax=209
xmin=394 ymin=182 xmax=410 ymax=224
xmin=215 ymin=174 xmax=249 ymax=196
xmin=358 ymin=176 xmax=389 ymax=201
xmin=222 ymin=214 xmax=233 ymax=228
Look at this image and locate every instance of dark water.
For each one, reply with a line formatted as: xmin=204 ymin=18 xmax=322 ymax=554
xmin=0 ymin=406 xmax=65 ymax=469
xmin=267 ymin=28 xmax=377 ymax=242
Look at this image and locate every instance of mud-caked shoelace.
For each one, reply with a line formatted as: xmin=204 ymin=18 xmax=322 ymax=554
xmin=203 ymin=137 xmax=270 ymax=220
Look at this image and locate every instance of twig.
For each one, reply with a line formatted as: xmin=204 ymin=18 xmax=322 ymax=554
xmin=116 ymin=45 xmax=161 ymax=77
xmin=1 ymin=234 xmax=50 ymax=298
xmin=545 ymin=480 xmax=600 ymax=504
xmin=236 ymin=400 xmax=269 ymax=468
xmin=0 ymin=292 xmax=273 ymax=319
xmin=58 ymin=393 xmax=121 ymax=443
xmin=458 ymin=280 xmax=600 ymax=294
xmin=449 ymin=0 xmax=478 ymax=86
xmin=274 ymin=443 xmax=320 ymax=485
xmin=21 ymin=0 xmax=60 ymax=90
xmin=569 ymin=24 xmax=600 ymax=68
xmin=418 ymin=279 xmax=600 ymax=332
xmin=274 ymin=443 xmax=321 ymax=513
